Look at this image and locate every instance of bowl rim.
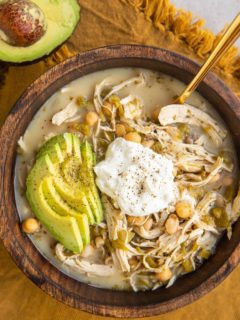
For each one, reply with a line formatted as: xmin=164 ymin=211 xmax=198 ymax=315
xmin=0 ymin=44 xmax=240 ymax=318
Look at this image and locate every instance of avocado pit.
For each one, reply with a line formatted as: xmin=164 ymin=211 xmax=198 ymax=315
xmin=0 ymin=0 xmax=47 ymax=47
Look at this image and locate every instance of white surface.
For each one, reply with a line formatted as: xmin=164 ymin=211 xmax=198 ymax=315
xmin=171 ymin=0 xmax=240 ymax=47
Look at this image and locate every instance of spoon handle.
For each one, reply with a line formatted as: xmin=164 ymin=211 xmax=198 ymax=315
xmin=175 ymin=13 xmax=240 ymax=104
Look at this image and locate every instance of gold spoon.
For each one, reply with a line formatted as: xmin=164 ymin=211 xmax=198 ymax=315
xmin=175 ymin=13 xmax=240 ymax=104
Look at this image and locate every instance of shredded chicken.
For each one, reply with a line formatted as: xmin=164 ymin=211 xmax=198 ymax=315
xmin=93 ymin=73 xmax=145 ymax=116
xmin=120 ymin=95 xmax=143 ymax=120
xmin=52 ymin=100 xmax=80 ymax=125
xmin=102 ymin=195 xmax=131 ymax=272
xmin=103 ymin=73 xmax=145 ymax=102
xmin=158 ymin=104 xmax=227 ymax=145
xmin=133 ymin=226 xmax=161 ymax=240
xmin=55 ymin=244 xmax=117 ymax=277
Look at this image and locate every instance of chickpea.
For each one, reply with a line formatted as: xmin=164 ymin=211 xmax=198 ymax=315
xmin=102 ymin=101 xmax=113 ymax=117
xmin=175 ymin=201 xmax=193 ymax=219
xmin=124 ymin=132 xmax=141 ymax=143
xmin=81 ymin=244 xmax=94 ymax=258
xmin=134 ymin=217 xmax=146 ymax=226
xmin=116 ymin=123 xmax=126 ymax=137
xmin=165 ymin=214 xmax=179 ymax=234
xmin=143 ymin=218 xmax=153 ymax=231
xmin=124 ymin=123 xmax=134 ymax=133
xmin=95 ymin=236 xmax=105 ymax=248
xmin=142 ymin=140 xmax=154 ymax=148
xmin=155 ymin=267 xmax=172 ymax=282
xmin=151 ymin=107 xmax=161 ymax=122
xmin=127 ymin=216 xmax=135 ymax=224
xmin=22 ymin=218 xmax=40 ymax=234
xmin=222 ymin=175 xmax=234 ymax=187
xmin=127 ymin=216 xmax=145 ymax=226
xmin=85 ymin=111 xmax=98 ymax=126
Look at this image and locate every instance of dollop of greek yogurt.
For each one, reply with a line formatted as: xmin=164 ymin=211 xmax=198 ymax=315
xmin=94 ymin=138 xmax=176 ymax=216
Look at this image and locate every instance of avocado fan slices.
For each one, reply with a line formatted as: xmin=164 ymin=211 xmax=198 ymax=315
xmin=26 ymin=133 xmax=103 ymax=253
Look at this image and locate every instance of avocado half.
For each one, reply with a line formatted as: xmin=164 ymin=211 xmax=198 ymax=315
xmin=26 ymin=133 xmax=103 ymax=253
xmin=0 ymin=0 xmax=80 ymax=63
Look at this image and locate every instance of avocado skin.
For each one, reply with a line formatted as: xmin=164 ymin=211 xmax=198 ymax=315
xmin=26 ymin=133 xmax=102 ymax=253
xmin=0 ymin=0 xmax=80 ymax=63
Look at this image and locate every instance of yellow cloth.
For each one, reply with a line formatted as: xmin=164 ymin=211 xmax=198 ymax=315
xmin=0 ymin=1 xmax=240 ymax=319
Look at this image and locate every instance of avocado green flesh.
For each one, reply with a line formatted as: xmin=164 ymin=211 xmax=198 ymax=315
xmin=53 ymin=177 xmax=95 ymax=225
xmin=81 ymin=142 xmax=103 ymax=222
xmin=42 ymin=177 xmax=90 ymax=245
xmin=85 ymin=189 xmax=102 ymax=224
xmin=72 ymin=134 xmax=82 ymax=159
xmin=26 ymin=133 xmax=102 ymax=253
xmin=37 ymin=133 xmax=72 ymax=162
xmin=27 ymin=178 xmax=83 ymax=253
xmin=60 ymin=156 xmax=101 ymax=223
xmin=0 ymin=0 xmax=80 ymax=63
xmin=61 ymin=157 xmax=82 ymax=185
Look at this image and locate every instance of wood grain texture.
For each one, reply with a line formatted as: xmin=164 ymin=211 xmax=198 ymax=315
xmin=0 ymin=45 xmax=240 ymax=318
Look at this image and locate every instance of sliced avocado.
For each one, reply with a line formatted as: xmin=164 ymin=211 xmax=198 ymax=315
xmin=72 ymin=134 xmax=82 ymax=159
xmin=61 ymin=156 xmax=81 ymax=185
xmin=81 ymin=141 xmax=103 ymax=222
xmin=37 ymin=134 xmax=96 ymax=225
xmin=37 ymin=133 xmax=72 ymax=161
xmin=84 ymin=188 xmax=101 ymax=224
xmin=42 ymin=177 xmax=90 ymax=245
xmin=26 ymin=156 xmax=83 ymax=252
xmin=53 ymin=176 xmax=95 ymax=224
xmin=27 ymin=153 xmax=56 ymax=182
xmin=26 ymin=132 xmax=103 ymax=252
xmin=60 ymin=153 xmax=102 ymax=224
xmin=0 ymin=0 xmax=80 ymax=63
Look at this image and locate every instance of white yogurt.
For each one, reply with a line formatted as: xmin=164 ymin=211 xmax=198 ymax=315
xmin=94 ymin=138 xmax=176 ymax=216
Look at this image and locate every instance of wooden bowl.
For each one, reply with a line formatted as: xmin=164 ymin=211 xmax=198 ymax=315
xmin=0 ymin=45 xmax=240 ymax=318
